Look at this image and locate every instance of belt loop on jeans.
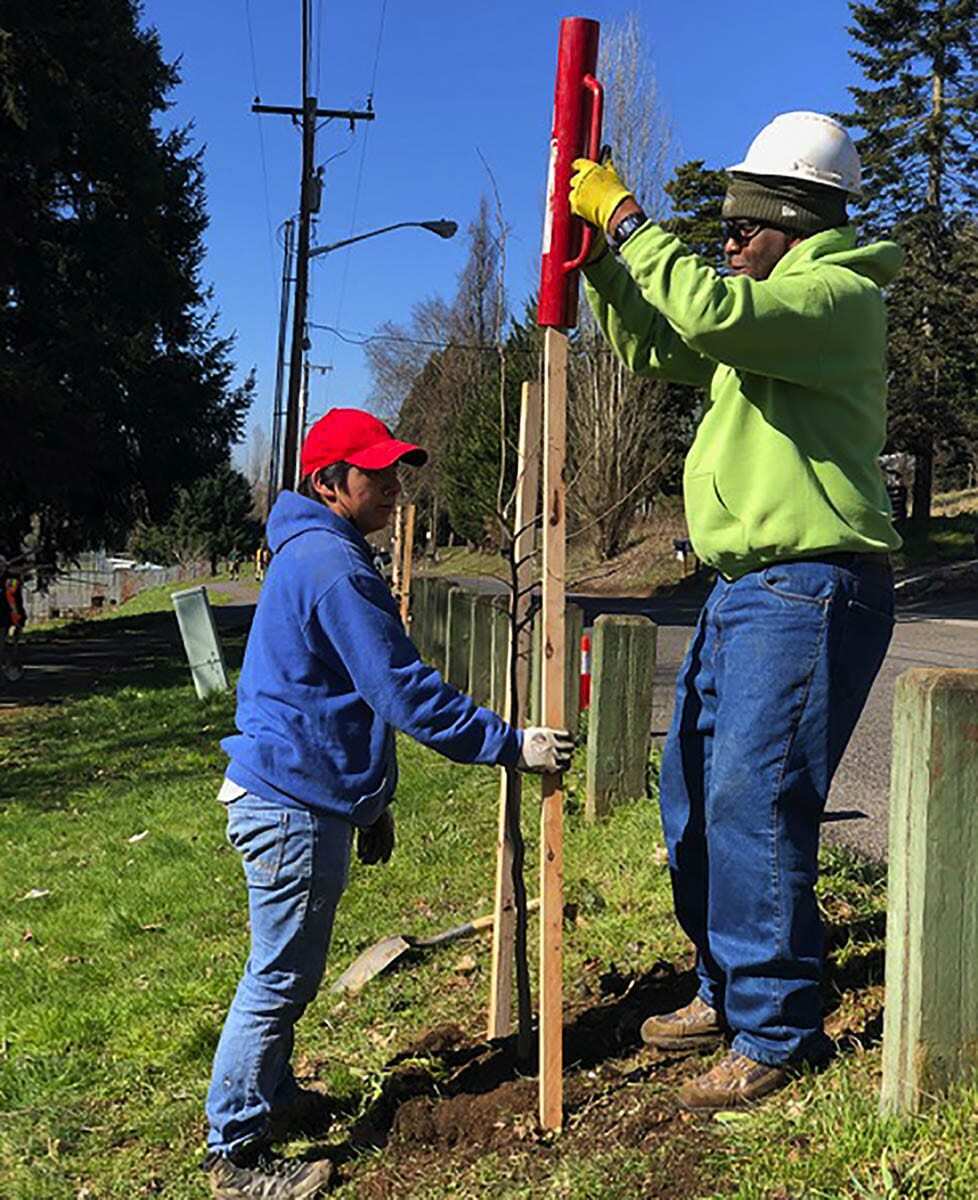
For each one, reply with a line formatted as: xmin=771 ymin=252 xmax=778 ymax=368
xmin=821 ymin=551 xmax=892 ymax=570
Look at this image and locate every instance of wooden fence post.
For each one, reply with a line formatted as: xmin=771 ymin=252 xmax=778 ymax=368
xmin=410 ymin=578 xmax=430 ymax=657
xmin=585 ymin=615 xmax=657 ymax=822
xmin=489 ymin=595 xmax=510 ymax=717
xmin=445 ymin=587 xmax=473 ymax=692
xmin=564 ymin=603 xmax=583 ymax=734
xmin=171 ymin=586 xmax=230 ymax=699
xmin=468 ymin=594 xmax=494 ymax=706
xmin=429 ymin=579 xmax=451 ymax=675
xmin=881 ymin=668 xmax=978 ymax=1115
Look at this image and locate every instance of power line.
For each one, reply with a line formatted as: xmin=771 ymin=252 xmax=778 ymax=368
xmin=252 ymin=8 xmax=376 ymax=495
xmin=368 ymin=0 xmax=389 ymax=97
xmin=310 ymin=322 xmax=503 ymax=352
xmin=243 ymin=0 xmax=278 ymax=296
xmin=324 ymin=0 xmax=390 ymax=404
xmin=315 ymin=0 xmax=325 ymax=96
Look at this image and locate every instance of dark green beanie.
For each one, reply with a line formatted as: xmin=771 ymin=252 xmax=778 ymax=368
xmin=722 ymin=173 xmax=848 ymax=235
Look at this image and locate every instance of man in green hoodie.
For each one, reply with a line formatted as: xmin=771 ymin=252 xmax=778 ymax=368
xmin=569 ymin=112 xmax=902 ymax=1110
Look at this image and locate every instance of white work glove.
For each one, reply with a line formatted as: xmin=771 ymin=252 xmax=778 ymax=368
xmin=516 ymin=727 xmax=575 ymax=774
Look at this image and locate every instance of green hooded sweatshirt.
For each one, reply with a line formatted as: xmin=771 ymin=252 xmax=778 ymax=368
xmin=583 ymin=223 xmax=904 ymax=579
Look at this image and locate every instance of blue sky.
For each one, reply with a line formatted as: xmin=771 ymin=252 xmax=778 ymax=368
xmin=141 ymin=0 xmax=860 ymax=463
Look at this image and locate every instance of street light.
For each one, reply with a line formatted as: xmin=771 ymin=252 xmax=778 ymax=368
xmin=270 ymin=216 xmax=457 ymax=501
xmin=309 ymin=218 xmax=458 ymax=259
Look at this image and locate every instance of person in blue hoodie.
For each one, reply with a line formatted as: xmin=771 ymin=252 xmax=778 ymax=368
xmin=202 ymin=407 xmax=573 ymax=1200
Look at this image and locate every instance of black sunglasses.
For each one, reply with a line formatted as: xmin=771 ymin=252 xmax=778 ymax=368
xmin=721 ymin=218 xmax=791 ymax=247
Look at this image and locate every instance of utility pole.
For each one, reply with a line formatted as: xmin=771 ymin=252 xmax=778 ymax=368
xmin=296 ymin=361 xmax=333 ymax=486
xmin=253 ymin=0 xmax=375 ymax=493
xmin=267 ymin=217 xmax=295 ymax=515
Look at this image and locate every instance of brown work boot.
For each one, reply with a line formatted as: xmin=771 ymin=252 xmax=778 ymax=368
xmin=678 ymin=1051 xmax=791 ymax=1111
xmin=202 ymin=1148 xmax=335 ymax=1199
xmin=640 ymin=995 xmax=725 ymax=1051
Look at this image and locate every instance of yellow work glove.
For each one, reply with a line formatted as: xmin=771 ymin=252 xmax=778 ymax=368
xmin=586 ymin=226 xmax=608 ymax=265
xmin=569 ymin=156 xmax=634 ymax=233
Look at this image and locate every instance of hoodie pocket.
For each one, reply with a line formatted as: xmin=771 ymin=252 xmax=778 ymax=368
xmin=684 ymin=471 xmax=747 ymax=563
xmin=349 ymin=773 xmax=395 ymax=829
xmin=349 ymin=732 xmax=398 ymax=829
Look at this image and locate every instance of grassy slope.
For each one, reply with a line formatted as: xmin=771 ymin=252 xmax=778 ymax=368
xmin=1 ymin=592 xmax=976 ymax=1197
xmin=24 ymin=575 xmax=248 ymax=639
xmin=418 ymin=502 xmax=691 ymax=597
xmin=419 ymin=492 xmax=978 ymax=596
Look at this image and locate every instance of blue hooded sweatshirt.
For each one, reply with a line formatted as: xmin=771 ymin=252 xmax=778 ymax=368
xmin=222 ymin=492 xmax=521 ymax=826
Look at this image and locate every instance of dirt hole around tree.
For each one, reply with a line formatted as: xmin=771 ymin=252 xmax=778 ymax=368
xmin=306 ymin=945 xmax=883 ymax=1197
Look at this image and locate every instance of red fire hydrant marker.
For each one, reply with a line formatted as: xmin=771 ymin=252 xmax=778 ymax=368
xmin=536 ymin=15 xmax=602 ymax=1134
xmin=580 ymin=631 xmax=592 ymax=711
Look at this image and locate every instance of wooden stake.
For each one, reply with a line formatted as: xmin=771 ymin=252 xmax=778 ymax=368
xmin=488 ymin=381 xmax=542 ymax=1041
xmin=398 ymin=503 xmax=416 ymax=629
xmin=540 ymin=326 xmax=566 ymax=1131
xmin=391 ymin=502 xmax=403 ymax=598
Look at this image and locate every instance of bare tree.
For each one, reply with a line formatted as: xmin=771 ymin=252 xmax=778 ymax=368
xmin=568 ymin=11 xmax=677 ymax=560
xmin=244 ymin=425 xmax=271 ymax=520
xmin=366 ymin=296 xmax=455 ymax=424
xmin=365 ymin=198 xmax=515 ymax=551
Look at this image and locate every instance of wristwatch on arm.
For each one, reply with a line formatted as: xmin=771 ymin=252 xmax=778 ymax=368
xmin=608 ymin=200 xmax=647 ymax=251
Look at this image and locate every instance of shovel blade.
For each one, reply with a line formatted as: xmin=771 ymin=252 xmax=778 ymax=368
xmin=331 ymin=935 xmax=412 ymax=995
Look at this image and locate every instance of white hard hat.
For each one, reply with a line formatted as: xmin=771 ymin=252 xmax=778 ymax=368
xmin=728 ymin=111 xmax=862 ymax=196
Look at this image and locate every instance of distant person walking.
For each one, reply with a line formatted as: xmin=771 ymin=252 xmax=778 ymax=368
xmin=0 ymin=558 xmax=27 ymax=682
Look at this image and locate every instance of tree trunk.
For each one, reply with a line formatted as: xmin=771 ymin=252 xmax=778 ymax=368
xmin=911 ymin=445 xmax=933 ymax=527
xmin=428 ymin=494 xmax=440 ymax=560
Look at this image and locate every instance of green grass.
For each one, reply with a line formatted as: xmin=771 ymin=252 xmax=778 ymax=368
xmin=0 ymin=664 xmax=683 ymax=1198
xmin=25 ymin=576 xmax=246 ymax=639
xmin=1 ymin=622 xmax=974 ymax=1197
xmin=417 ymin=546 xmax=511 ymax=582
xmin=894 ymin=512 xmax=978 ymax=569
xmin=933 ymin=486 xmax=978 ymax=518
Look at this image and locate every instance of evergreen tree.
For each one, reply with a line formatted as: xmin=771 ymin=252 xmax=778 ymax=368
xmin=839 ymin=0 xmax=978 ymax=520
xmin=0 ymin=1 xmax=251 ymax=563
xmin=131 ymin=463 xmax=260 ymax=573
xmin=662 ymin=159 xmax=729 ymax=266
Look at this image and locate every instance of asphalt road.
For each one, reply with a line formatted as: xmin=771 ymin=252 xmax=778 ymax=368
xmin=454 ymin=574 xmax=978 ymax=862
xmin=640 ymin=590 xmax=978 ymax=862
xmin=825 ymin=592 xmax=978 ymax=859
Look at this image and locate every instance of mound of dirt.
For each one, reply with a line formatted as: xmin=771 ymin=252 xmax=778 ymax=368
xmin=394 ymin=1078 xmax=537 ymax=1150
xmin=327 ymin=951 xmax=884 ymax=1197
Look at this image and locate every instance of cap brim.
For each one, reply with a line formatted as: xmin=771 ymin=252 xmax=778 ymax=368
xmin=348 ymin=439 xmax=428 ymax=469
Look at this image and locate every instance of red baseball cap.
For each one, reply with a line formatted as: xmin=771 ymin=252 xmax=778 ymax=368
xmin=300 ymin=407 xmax=427 ymax=477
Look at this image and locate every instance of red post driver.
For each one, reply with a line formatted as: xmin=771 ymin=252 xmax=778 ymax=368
xmin=538 ymin=17 xmax=603 ymax=330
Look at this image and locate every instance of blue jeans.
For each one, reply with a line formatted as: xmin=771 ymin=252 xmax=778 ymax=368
xmin=659 ymin=555 xmax=894 ymax=1066
xmin=206 ymin=792 xmax=352 ymax=1156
